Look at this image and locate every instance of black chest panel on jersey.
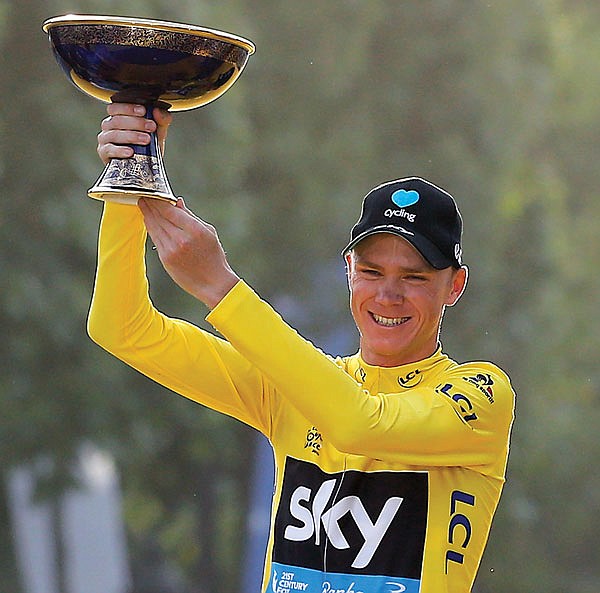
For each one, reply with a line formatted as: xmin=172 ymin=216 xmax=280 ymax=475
xmin=272 ymin=457 xmax=428 ymax=580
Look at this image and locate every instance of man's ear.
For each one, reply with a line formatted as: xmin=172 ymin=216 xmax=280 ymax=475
xmin=344 ymin=252 xmax=353 ymax=279
xmin=446 ymin=266 xmax=468 ymax=307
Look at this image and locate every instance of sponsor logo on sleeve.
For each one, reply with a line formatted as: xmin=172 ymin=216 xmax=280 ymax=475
xmin=436 ymin=383 xmax=478 ymax=423
xmin=462 ymin=373 xmax=495 ymax=404
xmin=445 ymin=490 xmax=476 ymax=574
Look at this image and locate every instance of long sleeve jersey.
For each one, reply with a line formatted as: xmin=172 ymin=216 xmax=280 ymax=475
xmin=88 ymin=203 xmax=515 ymax=593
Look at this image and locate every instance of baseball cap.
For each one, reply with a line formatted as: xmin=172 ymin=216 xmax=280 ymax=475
xmin=342 ymin=177 xmax=464 ymax=269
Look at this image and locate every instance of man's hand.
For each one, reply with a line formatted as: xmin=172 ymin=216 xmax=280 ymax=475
xmin=97 ymin=103 xmax=172 ymax=164
xmin=138 ymin=197 xmax=240 ymax=309
xmin=97 ymin=103 xmax=236 ymax=308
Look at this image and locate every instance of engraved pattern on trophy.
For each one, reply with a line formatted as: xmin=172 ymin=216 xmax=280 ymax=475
xmin=103 ymin=155 xmax=164 ymax=192
xmin=51 ymin=24 xmax=249 ymax=64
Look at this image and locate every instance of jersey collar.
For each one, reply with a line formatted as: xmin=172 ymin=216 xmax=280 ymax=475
xmin=347 ymin=345 xmax=452 ymax=392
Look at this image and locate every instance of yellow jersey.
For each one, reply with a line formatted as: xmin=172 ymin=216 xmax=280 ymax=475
xmin=88 ymin=203 xmax=515 ymax=593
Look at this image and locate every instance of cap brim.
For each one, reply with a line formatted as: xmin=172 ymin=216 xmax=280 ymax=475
xmin=342 ymin=225 xmax=454 ymax=269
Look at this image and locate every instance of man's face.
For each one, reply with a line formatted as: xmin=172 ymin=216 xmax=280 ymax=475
xmin=346 ymin=233 xmax=467 ymax=367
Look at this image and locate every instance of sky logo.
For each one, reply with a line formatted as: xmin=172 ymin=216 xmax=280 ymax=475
xmin=391 ymin=189 xmax=420 ymax=208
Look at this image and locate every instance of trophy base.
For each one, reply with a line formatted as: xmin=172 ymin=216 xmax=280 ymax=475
xmin=87 ymin=186 xmax=177 ymax=205
xmin=88 ymin=150 xmax=176 ymax=205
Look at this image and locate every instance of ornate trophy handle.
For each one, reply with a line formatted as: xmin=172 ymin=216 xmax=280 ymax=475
xmin=89 ymin=105 xmax=176 ymax=204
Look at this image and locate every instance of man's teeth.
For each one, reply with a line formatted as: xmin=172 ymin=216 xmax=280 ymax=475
xmin=372 ymin=313 xmax=408 ymax=327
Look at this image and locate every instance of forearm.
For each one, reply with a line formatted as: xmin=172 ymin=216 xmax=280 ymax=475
xmin=87 ymin=202 xmax=153 ymax=349
xmin=208 ymin=282 xmax=384 ymax=448
xmin=87 ymin=202 xmax=271 ymax=432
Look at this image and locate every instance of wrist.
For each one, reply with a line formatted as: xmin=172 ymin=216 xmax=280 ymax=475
xmin=200 ymin=271 xmax=240 ymax=309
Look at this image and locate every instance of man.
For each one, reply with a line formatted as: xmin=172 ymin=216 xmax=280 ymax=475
xmin=89 ymin=103 xmax=515 ymax=593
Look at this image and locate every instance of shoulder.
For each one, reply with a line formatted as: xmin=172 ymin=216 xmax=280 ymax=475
xmin=434 ymin=358 xmax=516 ymax=428
xmin=450 ymin=360 xmax=514 ymax=399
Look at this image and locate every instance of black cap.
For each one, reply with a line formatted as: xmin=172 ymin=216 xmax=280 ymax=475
xmin=343 ymin=177 xmax=463 ymax=269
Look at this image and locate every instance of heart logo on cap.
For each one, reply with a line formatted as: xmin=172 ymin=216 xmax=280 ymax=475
xmin=391 ymin=189 xmax=420 ymax=208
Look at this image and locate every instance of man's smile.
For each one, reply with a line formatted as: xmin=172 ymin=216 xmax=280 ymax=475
xmin=371 ymin=312 xmax=410 ymax=327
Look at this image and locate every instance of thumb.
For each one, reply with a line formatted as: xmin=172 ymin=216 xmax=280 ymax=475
xmin=175 ymin=196 xmax=200 ymax=220
xmin=175 ymin=196 xmax=189 ymax=211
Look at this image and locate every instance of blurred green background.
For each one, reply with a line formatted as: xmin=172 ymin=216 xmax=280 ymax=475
xmin=1 ymin=1 xmax=599 ymax=592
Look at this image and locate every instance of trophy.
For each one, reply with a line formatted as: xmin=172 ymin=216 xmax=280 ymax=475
xmin=43 ymin=14 xmax=255 ymax=204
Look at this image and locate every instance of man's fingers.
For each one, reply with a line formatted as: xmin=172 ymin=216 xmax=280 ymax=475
xmin=101 ymin=114 xmax=156 ymax=134
xmin=142 ymin=197 xmax=190 ymax=228
xmin=97 ymin=108 xmax=156 ymax=164
xmin=139 ymin=198 xmax=186 ymax=236
xmin=138 ymin=199 xmax=176 ymax=254
xmin=153 ymin=107 xmax=173 ymax=127
xmin=96 ymin=130 xmax=140 ymax=164
xmin=139 ymin=198 xmax=172 ymax=228
xmin=137 ymin=197 xmax=236 ymax=307
xmin=139 ymin=199 xmax=213 ymax=250
xmin=175 ymin=196 xmax=201 ymax=221
xmin=106 ymin=102 xmax=147 ymax=117
xmin=98 ymin=128 xmax=151 ymax=148
xmin=97 ymin=142 xmax=134 ymax=164
xmin=98 ymin=103 xmax=172 ymax=164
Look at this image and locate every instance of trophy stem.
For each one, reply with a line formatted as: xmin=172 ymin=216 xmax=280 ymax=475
xmin=88 ymin=105 xmax=176 ymax=204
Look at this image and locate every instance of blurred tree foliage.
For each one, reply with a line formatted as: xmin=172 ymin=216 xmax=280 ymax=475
xmin=1 ymin=1 xmax=599 ymax=592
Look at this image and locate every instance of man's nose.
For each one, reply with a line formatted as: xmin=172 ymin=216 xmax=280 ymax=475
xmin=375 ymin=279 xmax=404 ymax=304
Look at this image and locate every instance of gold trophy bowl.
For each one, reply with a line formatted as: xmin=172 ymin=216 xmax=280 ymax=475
xmin=43 ymin=14 xmax=255 ymax=204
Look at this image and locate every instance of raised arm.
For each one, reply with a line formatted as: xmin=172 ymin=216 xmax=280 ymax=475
xmin=87 ymin=104 xmax=272 ymax=434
